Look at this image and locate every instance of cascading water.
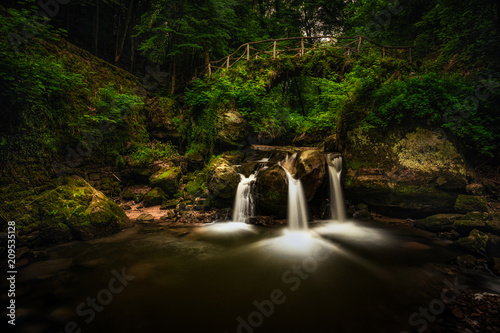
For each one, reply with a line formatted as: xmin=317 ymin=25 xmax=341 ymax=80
xmin=280 ymin=154 xmax=309 ymax=230
xmin=232 ymin=174 xmax=256 ymax=222
xmin=327 ymin=154 xmax=346 ymax=221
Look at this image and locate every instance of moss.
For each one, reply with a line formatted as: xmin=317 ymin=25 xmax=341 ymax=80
xmin=122 ymin=188 xmax=135 ymax=201
xmin=414 ymin=214 xmax=463 ymax=232
xmin=455 ymin=195 xmax=489 ymax=213
xmin=454 ymin=229 xmax=489 ymax=257
xmin=452 ymin=220 xmax=487 ymax=236
xmin=149 ymin=166 xmax=181 ymax=196
xmin=143 ymin=187 xmax=167 ymax=207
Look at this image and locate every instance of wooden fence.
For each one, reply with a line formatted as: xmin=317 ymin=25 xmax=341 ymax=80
xmin=195 ymin=35 xmax=414 ymax=78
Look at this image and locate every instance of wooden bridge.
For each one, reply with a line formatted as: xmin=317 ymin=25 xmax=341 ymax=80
xmin=196 ymin=35 xmax=414 ymax=77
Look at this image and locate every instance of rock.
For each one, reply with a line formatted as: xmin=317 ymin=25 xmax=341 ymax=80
xmin=344 ymin=128 xmax=469 ymax=218
xmin=453 ymin=229 xmax=489 ymax=257
xmin=256 ymin=165 xmax=288 ymax=219
xmin=455 ymin=195 xmax=489 ymax=213
xmin=455 ymin=254 xmax=478 ymax=269
xmin=216 ymin=108 xmax=249 ymax=146
xmin=149 ymin=164 xmax=182 ymax=196
xmin=145 ymin=96 xmax=183 ymax=141
xmin=122 ymin=188 xmax=135 ymax=201
xmin=486 ymin=235 xmax=500 ymax=257
xmin=486 ymin=220 xmax=500 ymax=236
xmin=414 ymin=214 xmax=464 ymax=232
xmin=206 ymin=156 xmax=240 ymax=207
xmin=453 ymin=220 xmax=487 ymax=236
xmin=249 ymin=216 xmax=277 ymax=226
xmin=16 ymin=176 xmax=131 ymax=245
xmin=294 ymin=150 xmax=327 ymax=202
xmin=143 ymin=187 xmax=167 ymax=207
xmin=353 ymin=209 xmax=372 ymax=220
xmin=136 ymin=213 xmax=155 ymax=222
xmin=122 ymin=204 xmax=132 ymax=210
xmin=488 ymin=257 xmax=500 ymax=276
xmin=321 ymin=135 xmax=337 ymax=152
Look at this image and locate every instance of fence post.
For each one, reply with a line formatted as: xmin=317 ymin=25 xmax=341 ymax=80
xmin=357 ymin=36 xmax=362 ymax=54
xmin=301 ymin=38 xmax=304 ymax=56
xmin=208 ymin=63 xmax=211 ymax=76
xmin=246 ymin=43 xmax=250 ymax=61
xmin=273 ymin=40 xmax=276 ymax=59
xmin=227 ymin=56 xmax=230 ymax=69
xmin=409 ymin=47 xmax=413 ymax=63
xmin=382 ymin=47 xmax=385 ymax=58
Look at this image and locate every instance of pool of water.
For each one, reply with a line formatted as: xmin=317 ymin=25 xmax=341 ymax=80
xmin=5 ymin=220 xmax=500 ymax=333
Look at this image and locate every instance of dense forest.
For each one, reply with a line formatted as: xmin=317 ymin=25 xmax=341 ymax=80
xmin=2 ymin=1 xmax=500 ymax=332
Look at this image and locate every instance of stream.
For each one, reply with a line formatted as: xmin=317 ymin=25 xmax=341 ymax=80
xmin=6 ymin=220 xmax=500 ymax=333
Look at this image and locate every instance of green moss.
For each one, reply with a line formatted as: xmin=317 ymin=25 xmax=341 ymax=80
xmin=452 ymin=220 xmax=487 ymax=236
xmin=455 ymin=195 xmax=489 ymax=213
xmin=149 ymin=166 xmax=181 ymax=196
xmin=454 ymin=229 xmax=489 ymax=256
xmin=414 ymin=213 xmax=463 ymax=232
xmin=143 ymin=187 xmax=167 ymax=207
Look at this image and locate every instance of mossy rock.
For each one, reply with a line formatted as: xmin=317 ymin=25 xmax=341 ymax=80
xmin=414 ymin=214 xmax=463 ymax=232
xmin=452 ymin=220 xmax=487 ymax=236
xmin=453 ymin=229 xmax=489 ymax=257
xmin=149 ymin=166 xmax=182 ymax=196
xmin=17 ymin=176 xmax=131 ymax=246
xmin=455 ymin=254 xmax=477 ymax=269
xmin=216 ymin=108 xmax=249 ymax=146
xmin=485 ymin=220 xmax=500 ymax=236
xmin=143 ymin=187 xmax=167 ymax=207
xmin=454 ymin=195 xmax=489 ymax=213
xmin=122 ymin=188 xmax=135 ymax=201
xmin=206 ymin=156 xmax=240 ymax=207
xmin=256 ymin=165 xmax=288 ymax=219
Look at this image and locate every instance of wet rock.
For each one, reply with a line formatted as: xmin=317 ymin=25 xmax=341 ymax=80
xmin=488 ymin=257 xmax=500 ymax=276
xmin=294 ymin=150 xmax=326 ymax=202
xmin=206 ymin=156 xmax=240 ymax=207
xmin=455 ymin=195 xmax=489 ymax=213
xmin=143 ymin=187 xmax=167 ymax=207
xmin=249 ymin=216 xmax=276 ymax=226
xmin=455 ymin=254 xmax=478 ymax=269
xmin=256 ymin=164 xmax=288 ymax=219
xmin=453 ymin=220 xmax=487 ymax=236
xmin=136 ymin=213 xmax=155 ymax=223
xmin=414 ymin=214 xmax=463 ymax=232
xmin=149 ymin=164 xmax=182 ymax=196
xmin=486 ymin=235 xmax=500 ymax=257
xmin=453 ymin=229 xmax=489 ymax=257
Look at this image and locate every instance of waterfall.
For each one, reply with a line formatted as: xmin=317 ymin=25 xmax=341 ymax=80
xmin=283 ymin=169 xmax=309 ymax=230
xmin=232 ymin=174 xmax=256 ymax=222
xmin=328 ymin=155 xmax=346 ymax=221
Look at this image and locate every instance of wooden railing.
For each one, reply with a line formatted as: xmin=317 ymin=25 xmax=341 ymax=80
xmin=195 ymin=35 xmax=414 ymax=77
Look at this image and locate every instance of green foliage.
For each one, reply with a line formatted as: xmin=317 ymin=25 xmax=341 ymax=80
xmin=130 ymin=141 xmax=180 ymax=166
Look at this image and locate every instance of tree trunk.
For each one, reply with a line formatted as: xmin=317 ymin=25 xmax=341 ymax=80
xmin=115 ymin=0 xmax=134 ymax=63
xmin=93 ymin=0 xmax=99 ymax=55
xmin=171 ymin=56 xmax=176 ymax=95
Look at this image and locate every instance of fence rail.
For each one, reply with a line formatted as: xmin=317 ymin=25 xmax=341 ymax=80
xmin=195 ymin=35 xmax=414 ymax=78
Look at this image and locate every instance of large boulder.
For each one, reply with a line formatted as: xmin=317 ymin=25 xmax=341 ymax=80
xmin=149 ymin=163 xmax=182 ymax=196
xmin=17 ymin=176 xmax=131 ymax=246
xmin=294 ymin=150 xmax=327 ymax=202
xmin=344 ymin=128 xmax=469 ymax=217
xmin=207 ymin=156 xmax=240 ymax=207
xmin=256 ymin=165 xmax=288 ymax=218
xmin=216 ymin=107 xmax=249 ymax=146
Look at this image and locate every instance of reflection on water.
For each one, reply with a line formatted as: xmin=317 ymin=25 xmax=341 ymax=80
xmin=4 ymin=222 xmax=498 ymax=333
